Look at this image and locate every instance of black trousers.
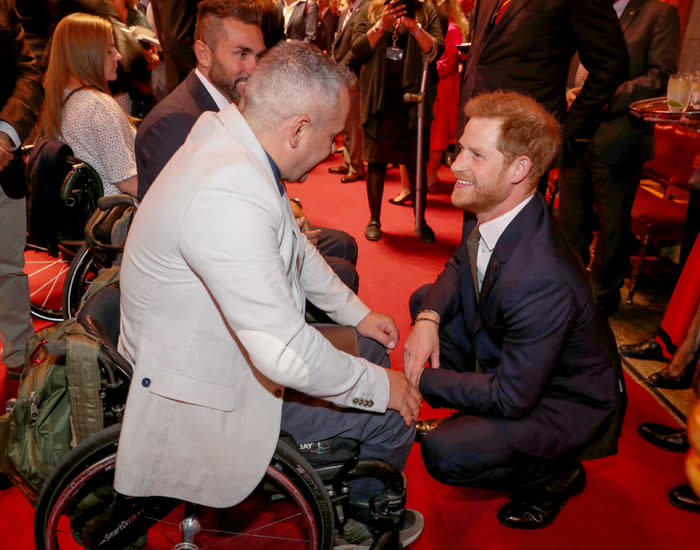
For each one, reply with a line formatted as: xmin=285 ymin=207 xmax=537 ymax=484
xmin=557 ymin=144 xmax=642 ymax=310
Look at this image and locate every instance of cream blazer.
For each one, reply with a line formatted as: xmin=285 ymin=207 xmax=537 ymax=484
xmin=114 ymin=105 xmax=390 ymax=507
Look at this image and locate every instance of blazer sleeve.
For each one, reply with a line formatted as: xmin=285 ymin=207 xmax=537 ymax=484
xmin=607 ymin=4 xmax=680 ymax=116
xmin=179 ymin=165 xmax=390 ymax=412
xmin=304 ymin=0 xmax=319 ymax=42
xmin=420 ymin=273 xmax=578 ymax=418
xmin=135 ymin=111 xmax=198 ymax=199
xmin=0 ymin=0 xmax=43 ymax=143
xmin=564 ymin=0 xmax=629 ymax=140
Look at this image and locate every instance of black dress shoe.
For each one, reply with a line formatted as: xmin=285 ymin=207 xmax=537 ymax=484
xmin=415 ymin=417 xmax=451 ymax=442
xmin=646 ymin=367 xmax=694 ymax=390
xmin=637 ymin=422 xmax=689 ymax=452
xmin=497 ymin=463 xmax=586 ymax=529
xmin=668 ymin=484 xmax=700 ymax=513
xmin=328 ymin=165 xmax=349 ymax=174
xmin=341 ymin=172 xmax=363 ymax=183
xmin=619 ymin=339 xmax=667 ymax=362
xmin=365 ymin=220 xmax=381 ymax=241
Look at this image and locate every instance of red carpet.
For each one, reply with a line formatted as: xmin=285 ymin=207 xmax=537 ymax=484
xmin=1 ymin=154 xmax=695 ymax=548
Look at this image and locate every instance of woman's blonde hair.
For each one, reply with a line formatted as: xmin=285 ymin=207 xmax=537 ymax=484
xmin=40 ymin=13 xmax=114 ymax=139
xmin=440 ymin=0 xmax=469 ymax=41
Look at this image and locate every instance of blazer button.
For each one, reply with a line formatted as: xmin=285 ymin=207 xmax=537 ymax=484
xmin=275 ymin=388 xmax=283 ymax=398
xmin=141 ymin=377 xmax=151 ymax=387
xmin=368 ymin=400 xmax=374 ymax=407
xmin=353 ymin=398 xmax=359 ymax=404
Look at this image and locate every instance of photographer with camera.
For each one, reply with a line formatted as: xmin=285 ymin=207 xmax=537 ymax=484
xmin=351 ymin=0 xmax=444 ymax=243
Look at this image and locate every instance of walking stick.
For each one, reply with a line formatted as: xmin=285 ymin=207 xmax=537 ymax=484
xmin=404 ymin=59 xmax=430 ymax=234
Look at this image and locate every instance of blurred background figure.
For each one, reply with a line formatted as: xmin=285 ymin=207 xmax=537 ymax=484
xmin=351 ymin=0 xmax=444 ymax=243
xmin=39 ymin=13 xmax=138 ymax=196
xmin=281 ymin=0 xmax=318 ymax=42
xmin=0 ymin=0 xmax=43 ymax=383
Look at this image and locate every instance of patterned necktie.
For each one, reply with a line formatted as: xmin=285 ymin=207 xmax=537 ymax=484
xmin=491 ymin=0 xmax=513 ymax=26
xmin=467 ymin=224 xmax=481 ymax=301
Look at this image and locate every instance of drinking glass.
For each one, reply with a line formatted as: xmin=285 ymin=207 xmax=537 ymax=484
xmin=690 ymin=71 xmax=700 ymax=111
xmin=667 ymin=72 xmax=691 ymax=112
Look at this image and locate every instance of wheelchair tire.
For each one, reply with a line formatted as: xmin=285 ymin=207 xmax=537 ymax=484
xmin=25 ymin=242 xmax=74 ymax=322
xmin=35 ymin=424 xmax=334 ymax=550
xmin=62 ymin=244 xmax=102 ymax=320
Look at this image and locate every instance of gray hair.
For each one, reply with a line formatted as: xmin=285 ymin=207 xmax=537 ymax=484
xmin=243 ymin=41 xmax=355 ymax=129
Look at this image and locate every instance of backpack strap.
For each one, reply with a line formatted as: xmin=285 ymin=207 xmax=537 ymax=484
xmin=64 ymin=325 xmax=104 ymax=442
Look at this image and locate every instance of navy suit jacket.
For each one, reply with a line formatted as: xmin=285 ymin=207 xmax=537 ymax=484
xmin=135 ymin=70 xmax=218 ymax=199
xmin=419 ymin=194 xmax=626 ymax=461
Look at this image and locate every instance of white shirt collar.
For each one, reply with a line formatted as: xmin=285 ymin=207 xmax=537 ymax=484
xmin=194 ymin=67 xmax=232 ymax=111
xmin=478 ymin=193 xmax=536 ymax=253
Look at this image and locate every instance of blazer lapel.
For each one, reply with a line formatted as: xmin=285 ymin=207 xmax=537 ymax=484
xmin=185 ymin=71 xmax=219 ymax=113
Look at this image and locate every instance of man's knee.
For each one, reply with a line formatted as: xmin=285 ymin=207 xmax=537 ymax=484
xmin=325 ymin=257 xmax=359 ymax=293
xmin=318 ymin=227 xmax=358 ymax=266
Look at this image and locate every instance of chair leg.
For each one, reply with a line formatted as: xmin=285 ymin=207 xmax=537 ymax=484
xmin=626 ymin=231 xmax=650 ymax=305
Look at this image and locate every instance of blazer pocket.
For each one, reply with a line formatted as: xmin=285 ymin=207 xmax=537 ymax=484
xmin=147 ymin=367 xmax=237 ymax=412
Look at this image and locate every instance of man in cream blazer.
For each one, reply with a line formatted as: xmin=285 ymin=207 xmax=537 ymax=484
xmin=114 ymin=42 xmax=420 ymax=509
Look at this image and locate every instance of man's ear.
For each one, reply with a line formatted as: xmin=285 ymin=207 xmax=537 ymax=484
xmin=289 ymin=117 xmax=310 ymax=149
xmin=194 ymin=39 xmax=212 ymax=69
xmin=509 ymin=155 xmax=532 ymax=185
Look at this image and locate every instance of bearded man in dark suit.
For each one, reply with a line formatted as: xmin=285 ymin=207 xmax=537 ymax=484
xmin=0 ymin=0 xmax=43 ymax=380
xmin=403 ymin=92 xmax=626 ymax=529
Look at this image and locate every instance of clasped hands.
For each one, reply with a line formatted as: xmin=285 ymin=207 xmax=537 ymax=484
xmin=357 ymin=311 xmax=439 ymax=426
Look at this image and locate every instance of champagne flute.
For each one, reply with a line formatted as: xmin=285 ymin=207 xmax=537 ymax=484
xmin=690 ymin=71 xmax=700 ymax=111
xmin=667 ymin=72 xmax=691 ymax=113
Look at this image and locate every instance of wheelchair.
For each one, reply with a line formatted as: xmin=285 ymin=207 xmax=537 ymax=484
xmin=23 ymin=139 xmax=104 ymax=322
xmin=33 ymin=285 xmax=407 ymax=550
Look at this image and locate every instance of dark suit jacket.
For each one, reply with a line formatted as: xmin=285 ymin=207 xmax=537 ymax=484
xmin=281 ymin=0 xmax=318 ymax=42
xmin=418 ymin=194 xmax=626 ymax=461
xmin=461 ymin=0 xmax=629 ymax=141
xmin=592 ymin=0 xmax=680 ymax=165
xmin=331 ymin=0 xmax=368 ymax=73
xmin=0 ymin=0 xmax=43 ymax=198
xmin=135 ymin=70 xmax=217 ymax=199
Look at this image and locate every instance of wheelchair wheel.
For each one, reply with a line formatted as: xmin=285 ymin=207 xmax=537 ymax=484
xmin=62 ymin=244 xmax=102 ymax=320
xmin=35 ymin=425 xmax=334 ymax=550
xmin=24 ymin=242 xmax=74 ymax=322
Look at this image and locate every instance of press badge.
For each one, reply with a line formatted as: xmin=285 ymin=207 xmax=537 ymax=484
xmin=386 ymin=46 xmax=404 ymax=61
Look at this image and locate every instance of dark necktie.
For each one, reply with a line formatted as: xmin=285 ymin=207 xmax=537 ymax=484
xmin=467 ymin=224 xmax=481 ymax=301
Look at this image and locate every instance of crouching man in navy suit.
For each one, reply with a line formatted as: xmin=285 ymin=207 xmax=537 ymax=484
xmin=403 ymin=91 xmax=626 ymax=530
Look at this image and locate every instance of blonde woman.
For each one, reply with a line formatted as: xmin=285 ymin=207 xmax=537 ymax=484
xmin=351 ymin=0 xmax=444 ymax=243
xmin=40 ymin=13 xmax=138 ymax=196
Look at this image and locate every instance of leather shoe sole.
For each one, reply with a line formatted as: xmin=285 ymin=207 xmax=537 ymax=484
xmin=638 ymin=422 xmax=688 ymax=452
xmin=619 ymin=339 xmax=667 ymax=362
xmin=497 ymin=464 xmax=586 ymax=529
xmin=668 ymin=484 xmax=700 ymax=513
xmin=328 ymin=165 xmax=349 ymax=174
xmin=341 ymin=172 xmax=363 ymax=183
xmin=646 ymin=368 xmax=694 ymax=390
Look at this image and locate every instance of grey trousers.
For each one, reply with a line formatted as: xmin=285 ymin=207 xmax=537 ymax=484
xmin=0 ymin=188 xmax=33 ymax=368
xmin=341 ymin=82 xmax=365 ymax=176
xmin=281 ymin=333 xmax=414 ymax=498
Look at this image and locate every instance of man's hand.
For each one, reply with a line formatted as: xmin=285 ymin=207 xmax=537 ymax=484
xmin=386 ymin=368 xmax=421 ymax=426
xmin=296 ymin=217 xmax=322 ymax=247
xmin=357 ymin=312 xmax=399 ymax=353
xmin=0 ymin=132 xmax=14 ymax=173
xmin=403 ymin=318 xmax=440 ymax=387
xmin=566 ymin=86 xmax=582 ymax=110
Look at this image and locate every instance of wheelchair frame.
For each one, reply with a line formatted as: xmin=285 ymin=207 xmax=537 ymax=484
xmin=30 ymin=285 xmax=406 ymax=550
